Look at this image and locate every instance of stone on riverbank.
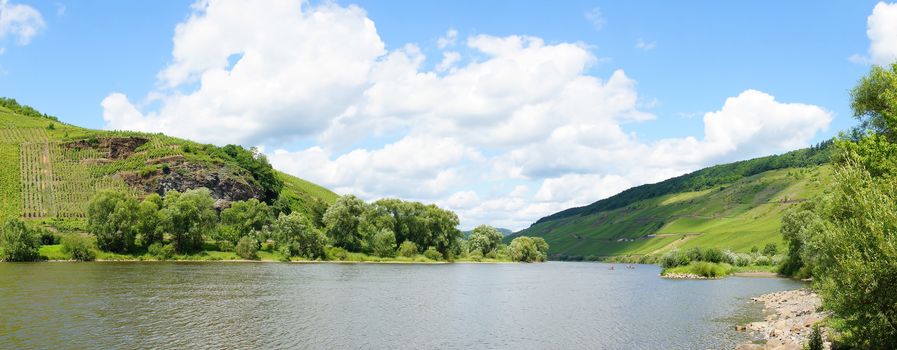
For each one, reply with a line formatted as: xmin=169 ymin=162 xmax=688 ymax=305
xmin=735 ymin=289 xmax=830 ymax=350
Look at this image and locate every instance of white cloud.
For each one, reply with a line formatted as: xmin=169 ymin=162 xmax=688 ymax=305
xmin=585 ymin=7 xmax=606 ymax=30
xmin=0 ymin=0 xmax=44 ymax=47
xmin=103 ymin=0 xmax=385 ymax=145
xmin=103 ymin=1 xmax=834 ymax=231
xmin=857 ymin=2 xmax=897 ymax=65
xmin=635 ymin=38 xmax=656 ymax=51
xmin=437 ymin=28 xmax=457 ymax=49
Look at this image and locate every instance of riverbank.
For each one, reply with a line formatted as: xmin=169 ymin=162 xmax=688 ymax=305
xmin=735 ymin=289 xmax=829 ymax=350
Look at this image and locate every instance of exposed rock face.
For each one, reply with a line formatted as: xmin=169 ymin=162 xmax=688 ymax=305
xmin=65 ymin=137 xmax=149 ymax=159
xmin=735 ymin=289 xmax=830 ymax=350
xmin=121 ymin=159 xmax=263 ymax=208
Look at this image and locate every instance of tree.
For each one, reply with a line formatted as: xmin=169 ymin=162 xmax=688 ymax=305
xmin=422 ymin=205 xmax=461 ymax=259
xmin=219 ymin=198 xmax=272 ymax=244
xmin=0 ymin=218 xmax=41 ymax=261
xmin=398 ymin=240 xmax=418 ymax=258
xmin=359 ymin=203 xmax=397 ymax=253
xmin=322 ymin=195 xmax=367 ymax=252
xmin=87 ymin=190 xmax=139 ymax=253
xmin=161 ymin=188 xmax=217 ymax=253
xmin=761 ymin=243 xmax=778 ymax=256
xmin=270 ymin=212 xmax=327 ymax=260
xmin=235 ymin=236 xmax=259 ymax=260
xmin=467 ymin=225 xmax=503 ymax=256
xmin=370 ymin=228 xmax=397 ymax=258
xmin=508 ymin=236 xmax=549 ymax=262
xmin=135 ymin=193 xmax=164 ymax=247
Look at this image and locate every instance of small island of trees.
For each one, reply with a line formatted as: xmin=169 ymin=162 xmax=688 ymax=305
xmin=0 ymin=190 xmax=549 ymax=264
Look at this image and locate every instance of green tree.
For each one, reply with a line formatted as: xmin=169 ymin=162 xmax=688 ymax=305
xmin=219 ymin=198 xmax=272 ymax=244
xmin=235 ymin=236 xmax=259 ymax=260
xmin=370 ymin=228 xmax=397 ymax=258
xmin=135 ymin=193 xmax=165 ymax=247
xmin=422 ymin=205 xmax=461 ymax=259
xmin=87 ymin=190 xmax=139 ymax=253
xmin=761 ymin=243 xmax=778 ymax=256
xmin=508 ymin=236 xmax=549 ymax=262
xmin=0 ymin=218 xmax=41 ymax=261
xmin=322 ymin=195 xmax=367 ymax=252
xmin=398 ymin=240 xmax=418 ymax=258
xmin=161 ymin=188 xmax=217 ymax=253
xmin=270 ymin=212 xmax=327 ymax=259
xmin=467 ymin=225 xmax=503 ymax=256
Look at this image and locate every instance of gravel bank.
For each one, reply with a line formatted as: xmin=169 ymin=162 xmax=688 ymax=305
xmin=735 ymin=289 xmax=829 ymax=350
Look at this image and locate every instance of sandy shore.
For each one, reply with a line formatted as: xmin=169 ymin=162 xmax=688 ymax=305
xmin=735 ymin=289 xmax=829 ymax=350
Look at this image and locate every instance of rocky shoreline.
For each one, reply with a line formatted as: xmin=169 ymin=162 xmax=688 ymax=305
xmin=735 ymin=289 xmax=829 ymax=350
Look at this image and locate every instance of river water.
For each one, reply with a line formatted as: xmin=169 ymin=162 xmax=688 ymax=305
xmin=0 ymin=262 xmax=802 ymax=349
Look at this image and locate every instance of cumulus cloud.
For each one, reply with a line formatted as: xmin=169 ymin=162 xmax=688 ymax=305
xmin=104 ymin=0 xmax=834 ymax=231
xmin=856 ymin=2 xmax=897 ymax=65
xmin=0 ymin=0 xmax=44 ymax=47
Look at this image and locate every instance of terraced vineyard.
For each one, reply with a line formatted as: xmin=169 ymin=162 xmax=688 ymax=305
xmin=0 ymin=98 xmax=338 ymax=229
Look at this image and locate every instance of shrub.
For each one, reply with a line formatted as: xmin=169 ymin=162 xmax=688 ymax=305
xmin=468 ymin=250 xmax=483 ymax=262
xmin=686 ymin=247 xmax=703 ymax=262
xmin=217 ymin=240 xmax=235 ymax=252
xmin=754 ymin=255 xmax=772 ymax=266
xmin=61 ymin=235 xmax=96 ymax=261
xmin=398 ymin=240 xmax=418 ymax=258
xmin=39 ymin=230 xmax=60 ymax=245
xmin=690 ymin=261 xmax=733 ymax=278
xmin=0 ymin=218 xmax=41 ymax=262
xmin=702 ymin=247 xmax=724 ymax=263
xmin=762 ymin=243 xmax=779 ymax=256
xmin=235 ymin=236 xmax=259 ymax=260
xmin=423 ymin=247 xmax=442 ymax=261
xmin=806 ymin=325 xmax=823 ymax=350
xmin=734 ymin=253 xmax=752 ymax=267
xmin=370 ymin=228 xmax=397 ymax=258
xmin=508 ymin=236 xmax=549 ymax=262
xmin=327 ymin=246 xmax=348 ymax=261
xmin=269 ymin=212 xmax=327 ymax=260
xmin=661 ymin=249 xmax=690 ymax=268
xmin=148 ymin=242 xmax=175 ymax=260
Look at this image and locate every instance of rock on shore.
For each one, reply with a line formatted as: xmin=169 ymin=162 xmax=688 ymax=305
xmin=735 ymin=289 xmax=829 ymax=350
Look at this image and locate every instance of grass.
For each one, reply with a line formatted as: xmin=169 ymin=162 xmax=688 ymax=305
xmin=36 ymin=243 xmax=507 ymax=263
xmin=663 ymin=261 xmax=735 ymax=278
xmin=512 ymin=166 xmax=832 ymax=258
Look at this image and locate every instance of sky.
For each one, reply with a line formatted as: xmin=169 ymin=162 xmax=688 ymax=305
xmin=0 ymin=0 xmax=894 ymax=230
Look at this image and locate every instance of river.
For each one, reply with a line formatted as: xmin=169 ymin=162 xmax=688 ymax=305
xmin=0 ymin=262 xmax=802 ymax=349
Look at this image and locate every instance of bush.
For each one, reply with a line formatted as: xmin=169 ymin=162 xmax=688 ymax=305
xmin=217 ymin=240 xmax=235 ymax=252
xmin=734 ymin=253 xmax=752 ymax=267
xmin=660 ymin=249 xmax=691 ymax=268
xmin=762 ymin=243 xmax=779 ymax=256
xmin=686 ymin=247 xmax=703 ymax=262
xmin=148 ymin=242 xmax=175 ymax=260
xmin=370 ymin=228 xmax=397 ymax=258
xmin=754 ymin=255 xmax=772 ymax=266
xmin=235 ymin=236 xmax=259 ymax=260
xmin=702 ymin=247 xmax=724 ymax=263
xmin=468 ymin=250 xmax=483 ymax=262
xmin=269 ymin=212 xmax=327 ymax=260
xmin=39 ymin=230 xmax=60 ymax=245
xmin=398 ymin=240 xmax=418 ymax=258
xmin=0 ymin=218 xmax=41 ymax=262
xmin=423 ymin=247 xmax=442 ymax=261
xmin=61 ymin=235 xmax=96 ymax=261
xmin=508 ymin=236 xmax=549 ymax=262
xmin=327 ymin=246 xmax=348 ymax=261
xmin=806 ymin=325 xmax=823 ymax=350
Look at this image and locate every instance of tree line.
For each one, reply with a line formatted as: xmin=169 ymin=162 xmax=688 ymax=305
xmin=778 ymin=63 xmax=897 ymax=348
xmin=1 ymin=190 xmax=549 ymax=263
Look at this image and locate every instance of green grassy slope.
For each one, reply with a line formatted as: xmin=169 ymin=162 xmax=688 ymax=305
xmin=510 ymin=153 xmax=832 ymax=259
xmin=0 ymin=99 xmax=336 ymax=229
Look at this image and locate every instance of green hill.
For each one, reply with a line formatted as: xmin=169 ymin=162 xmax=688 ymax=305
xmin=0 ymin=98 xmax=336 ymax=231
xmin=509 ymin=144 xmax=833 ymax=259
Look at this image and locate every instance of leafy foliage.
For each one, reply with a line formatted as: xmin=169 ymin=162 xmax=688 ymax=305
xmin=211 ymin=144 xmax=283 ymax=202
xmin=467 ymin=225 xmax=503 ymax=256
xmin=162 ymin=188 xmax=217 ymax=253
xmin=270 ymin=212 xmax=326 ymax=260
xmin=322 ymin=195 xmax=367 ymax=252
xmin=220 ymin=198 xmax=272 ymax=244
xmin=61 ymin=235 xmax=96 ymax=261
xmin=87 ymin=190 xmax=139 ymax=253
xmin=0 ymin=97 xmax=58 ymax=121
xmin=235 ymin=236 xmax=259 ymax=260
xmin=370 ymin=228 xmax=397 ymax=258
xmin=0 ymin=218 xmax=41 ymax=261
xmin=398 ymin=240 xmax=418 ymax=258
xmin=509 ymin=236 xmax=549 ymax=262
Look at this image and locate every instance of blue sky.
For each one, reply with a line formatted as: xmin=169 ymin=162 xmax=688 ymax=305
xmin=0 ymin=1 xmax=892 ymax=229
